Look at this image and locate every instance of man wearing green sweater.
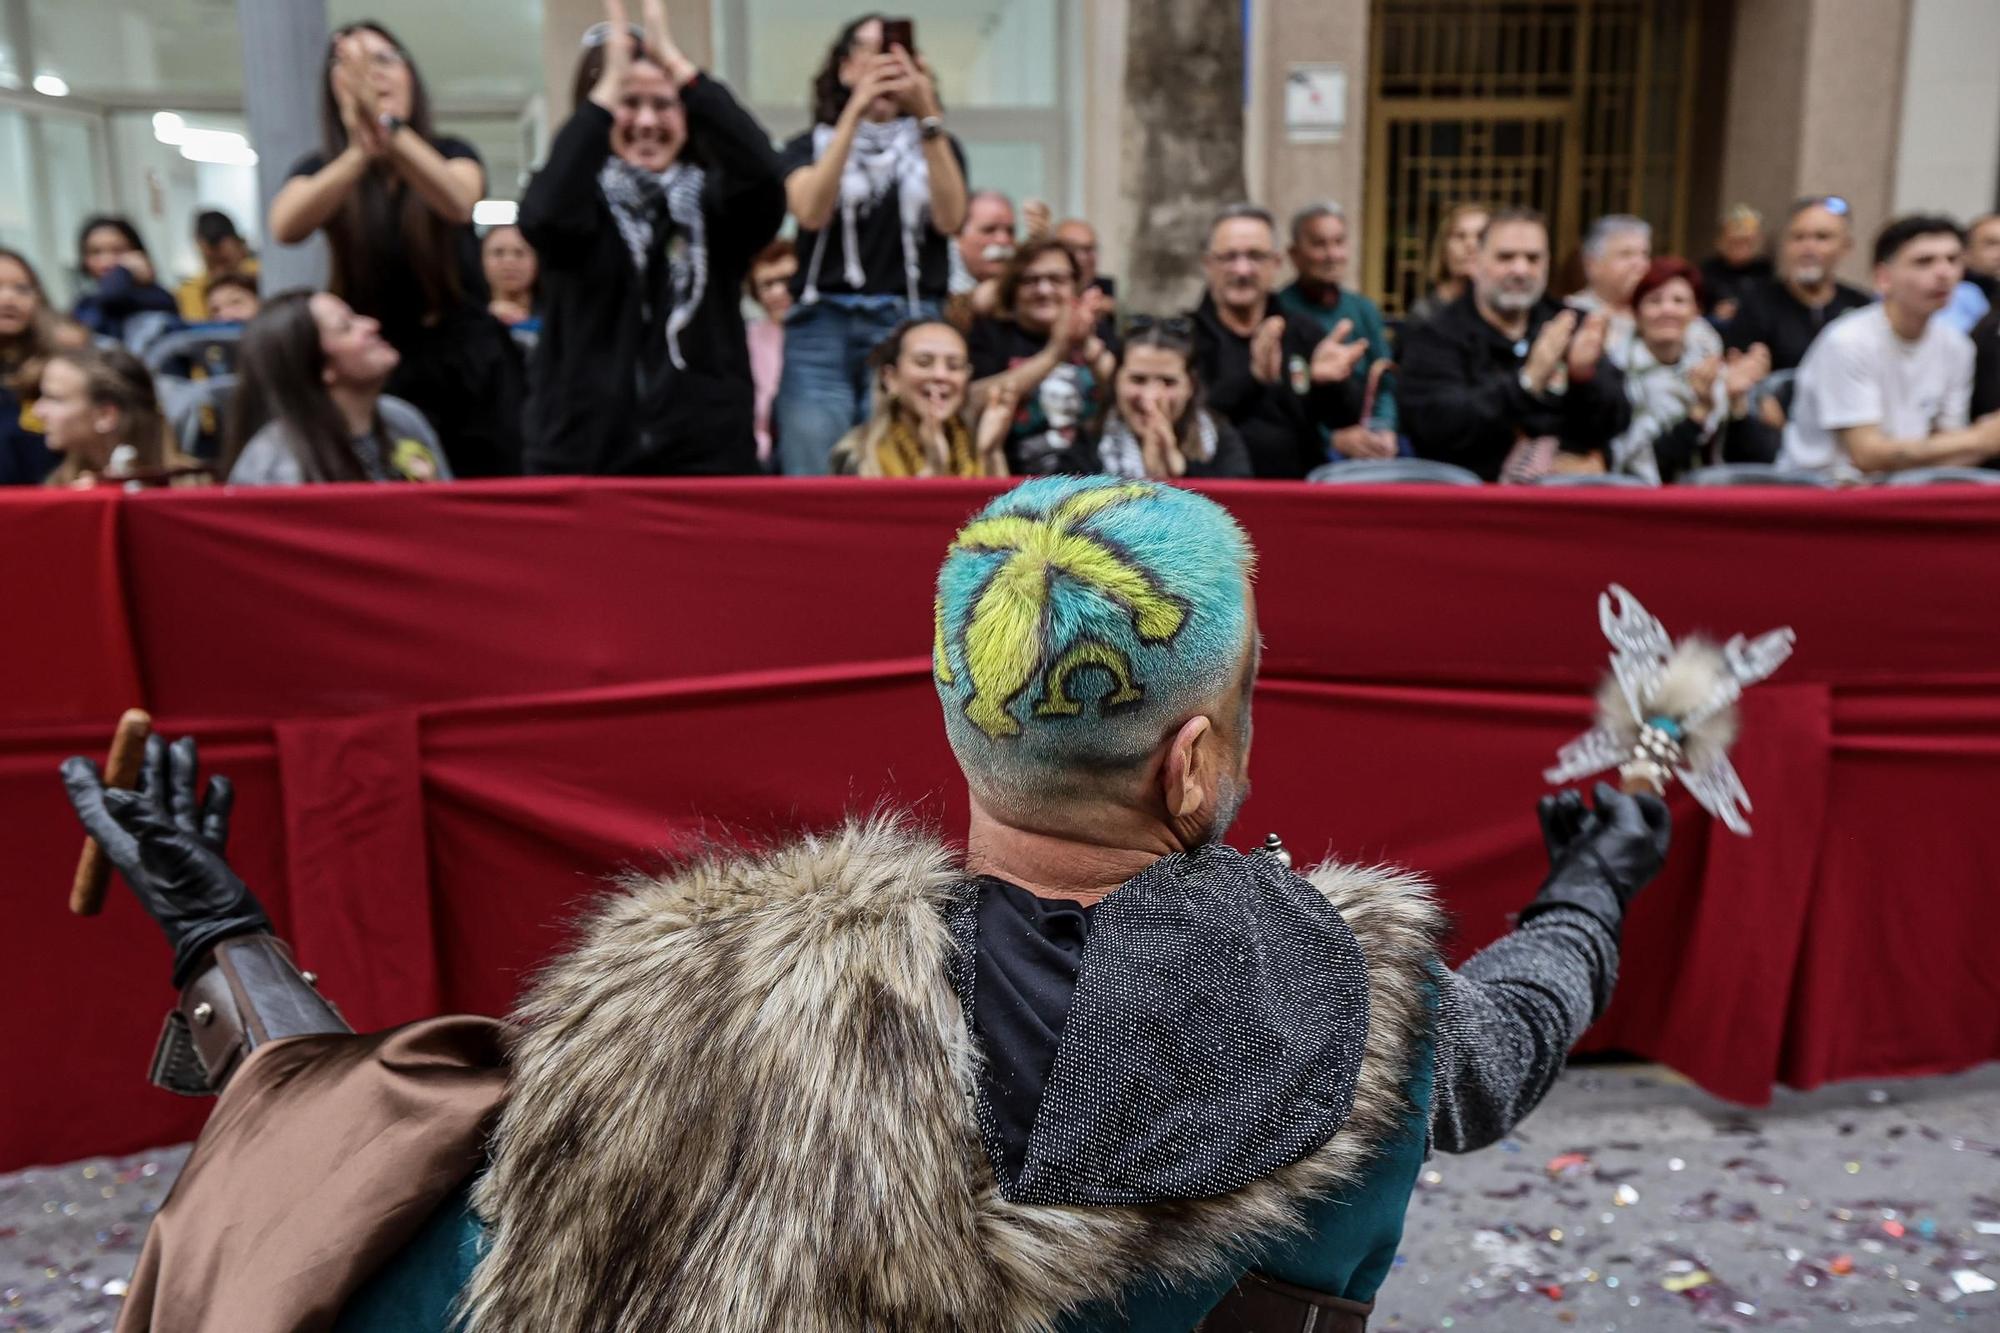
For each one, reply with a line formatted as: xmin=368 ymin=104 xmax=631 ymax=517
xmin=1276 ymin=201 xmax=1400 ymax=457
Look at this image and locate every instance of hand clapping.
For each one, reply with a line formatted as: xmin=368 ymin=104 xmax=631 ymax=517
xmin=1309 ymin=318 xmax=1366 ymax=384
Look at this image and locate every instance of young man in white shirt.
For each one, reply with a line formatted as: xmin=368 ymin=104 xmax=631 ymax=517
xmin=1781 ymin=215 xmax=2000 ymax=479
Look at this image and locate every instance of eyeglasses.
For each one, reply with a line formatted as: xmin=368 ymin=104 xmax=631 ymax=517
xmin=1208 ymin=249 xmax=1275 ymax=266
xmin=1018 ymin=272 xmax=1075 ymax=290
xmin=582 ymin=20 xmax=646 ymax=47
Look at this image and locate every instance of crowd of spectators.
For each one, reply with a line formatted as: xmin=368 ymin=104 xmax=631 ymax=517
xmin=5 ymin=2 xmax=1999 ymax=493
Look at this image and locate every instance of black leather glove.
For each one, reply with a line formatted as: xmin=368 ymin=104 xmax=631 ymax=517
xmin=62 ymin=734 xmax=272 ymax=987
xmin=1520 ymin=781 xmax=1672 ymax=934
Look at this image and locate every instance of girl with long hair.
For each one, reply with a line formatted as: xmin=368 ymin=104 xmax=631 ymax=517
xmin=829 ymin=320 xmax=1013 ymax=477
xmin=268 ymin=19 xmax=522 ymax=476
xmin=0 ymin=248 xmax=61 ymax=484
xmin=772 ymin=13 xmax=970 ymax=473
xmin=481 ymin=225 xmax=540 ymax=328
xmin=71 ymin=215 xmax=181 ymax=345
xmin=223 ymin=289 xmax=451 ymax=485
xmin=517 ymin=0 xmax=783 ymax=475
xmin=35 ymin=345 xmax=205 ymax=488
xmin=1081 ymin=320 xmax=1252 ymax=479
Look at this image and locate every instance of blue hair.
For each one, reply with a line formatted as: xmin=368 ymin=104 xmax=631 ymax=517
xmin=933 ymin=477 xmax=1255 ymax=803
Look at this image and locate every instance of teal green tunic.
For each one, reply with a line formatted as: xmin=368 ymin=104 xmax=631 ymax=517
xmin=1056 ymin=1024 xmax=1434 ymax=1332
xmin=336 ymin=1040 xmax=1431 ymax=1333
xmin=1274 ymin=282 xmax=1399 ymax=431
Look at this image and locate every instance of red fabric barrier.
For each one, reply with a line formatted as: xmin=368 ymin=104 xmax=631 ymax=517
xmin=4 ymin=479 xmax=1997 ymax=1169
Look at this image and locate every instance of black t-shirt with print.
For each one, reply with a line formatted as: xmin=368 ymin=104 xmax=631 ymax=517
xmin=778 ymin=128 xmax=966 ymax=302
xmin=287 ymin=136 xmax=488 ymax=347
xmin=966 ymin=316 xmax=1116 ymax=475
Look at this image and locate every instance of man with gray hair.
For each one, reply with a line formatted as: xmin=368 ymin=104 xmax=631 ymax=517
xmin=1401 ymin=206 xmax=1632 ymax=479
xmin=1571 ymin=215 xmax=1656 ymax=340
xmin=1189 ymin=202 xmax=1370 ymax=477
xmin=1276 ymin=201 xmax=1399 ymax=459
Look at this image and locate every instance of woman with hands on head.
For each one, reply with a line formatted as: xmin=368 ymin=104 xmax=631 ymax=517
xmin=773 ymin=14 xmax=970 ymax=474
xmin=830 ymin=319 xmax=1012 ymax=477
xmin=1082 ymin=319 xmax=1252 ymax=479
xmin=268 ymin=21 xmax=523 ymax=477
xmin=966 ymin=238 xmax=1116 ymax=475
xmin=517 ymin=0 xmax=783 ymax=476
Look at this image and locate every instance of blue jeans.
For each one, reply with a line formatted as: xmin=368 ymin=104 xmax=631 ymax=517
xmin=775 ymin=294 xmax=939 ymax=475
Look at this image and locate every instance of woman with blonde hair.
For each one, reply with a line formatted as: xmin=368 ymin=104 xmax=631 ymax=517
xmin=830 ymin=319 xmax=1013 ymax=476
xmin=1403 ymin=202 xmax=1490 ymax=336
xmin=35 ymin=345 xmax=205 ymax=488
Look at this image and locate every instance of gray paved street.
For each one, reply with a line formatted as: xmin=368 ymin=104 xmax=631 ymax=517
xmin=4 ymin=1063 xmax=1997 ymax=1330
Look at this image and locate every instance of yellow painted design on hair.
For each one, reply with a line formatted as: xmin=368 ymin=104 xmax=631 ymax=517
xmin=1035 ymin=641 xmax=1142 ymax=717
xmin=950 ymin=485 xmax=1184 ymax=740
xmin=932 ymin=596 xmax=954 ymax=685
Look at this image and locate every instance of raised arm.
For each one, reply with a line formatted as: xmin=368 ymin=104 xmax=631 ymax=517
xmin=383 ymin=128 xmax=484 ymax=227
xmin=1429 ymin=784 xmax=1670 ymax=1152
xmin=270 ymin=145 xmax=375 ymax=245
xmin=62 ymin=735 xmax=350 ymax=1095
xmin=786 ymin=60 xmax=893 ymax=230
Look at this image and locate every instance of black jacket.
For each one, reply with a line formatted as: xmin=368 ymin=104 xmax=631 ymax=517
xmin=519 ymin=77 xmax=784 ymax=476
xmin=1188 ymin=295 xmax=1362 ymax=479
xmin=1972 ymin=310 xmax=2000 ymax=424
xmin=1718 ymin=276 xmax=1873 ymax=463
xmin=1398 ymin=292 xmax=1630 ymax=480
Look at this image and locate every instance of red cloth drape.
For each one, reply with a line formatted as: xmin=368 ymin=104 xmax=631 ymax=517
xmin=4 ymin=479 xmax=1997 ymax=1169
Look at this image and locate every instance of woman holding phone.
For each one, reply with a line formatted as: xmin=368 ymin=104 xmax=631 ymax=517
xmin=773 ymin=14 xmax=970 ymax=474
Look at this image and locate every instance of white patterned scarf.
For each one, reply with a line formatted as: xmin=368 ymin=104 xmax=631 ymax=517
xmin=1096 ymin=409 xmax=1219 ymax=478
xmin=800 ymin=117 xmax=930 ymax=312
xmin=598 ymin=157 xmax=708 ymax=370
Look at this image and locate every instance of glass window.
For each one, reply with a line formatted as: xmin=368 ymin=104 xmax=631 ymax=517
xmin=27 ymin=0 xmax=244 ymax=98
xmin=327 ymin=0 xmax=542 ymax=105
xmin=737 ymin=0 xmax=1060 ymax=121
xmin=106 ymin=111 xmax=257 ymax=298
xmin=0 ymin=107 xmax=108 ymax=306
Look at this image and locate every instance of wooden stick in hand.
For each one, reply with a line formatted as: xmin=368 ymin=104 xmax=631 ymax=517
xmin=70 ymin=709 xmax=152 ymax=916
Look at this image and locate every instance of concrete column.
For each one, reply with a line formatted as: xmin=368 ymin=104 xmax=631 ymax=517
xmin=1247 ymin=0 xmax=1371 ymax=288
xmin=1716 ymin=0 xmax=1910 ymax=286
xmin=1081 ymin=0 xmax=1130 ymax=284
xmin=542 ymin=0 xmax=713 ymax=127
xmin=1891 ymin=0 xmax=2000 ymax=220
xmin=239 ymin=0 xmax=330 ymax=292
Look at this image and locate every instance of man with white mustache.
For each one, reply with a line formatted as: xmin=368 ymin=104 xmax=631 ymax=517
xmin=1399 ymin=206 xmax=1631 ymax=480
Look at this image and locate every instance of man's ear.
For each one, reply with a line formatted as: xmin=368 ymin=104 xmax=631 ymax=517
xmin=1163 ymin=715 xmax=1213 ymax=820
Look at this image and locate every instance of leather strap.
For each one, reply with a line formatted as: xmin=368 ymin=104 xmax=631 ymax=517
xmin=1199 ymin=1271 xmax=1374 ymax=1333
xmin=150 ymin=934 xmax=352 ymax=1094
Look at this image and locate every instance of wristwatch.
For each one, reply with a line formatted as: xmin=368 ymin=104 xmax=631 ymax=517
xmin=919 ymin=115 xmax=946 ymax=141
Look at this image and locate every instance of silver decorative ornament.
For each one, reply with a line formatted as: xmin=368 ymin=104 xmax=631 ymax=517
xmin=1545 ymin=585 xmax=1795 ymax=835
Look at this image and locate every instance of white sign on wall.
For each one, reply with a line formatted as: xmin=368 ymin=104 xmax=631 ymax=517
xmin=1284 ymin=63 xmax=1348 ymax=144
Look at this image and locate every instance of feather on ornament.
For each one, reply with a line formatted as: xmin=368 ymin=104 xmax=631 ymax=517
xmin=1545 ymin=585 xmax=1795 ymax=835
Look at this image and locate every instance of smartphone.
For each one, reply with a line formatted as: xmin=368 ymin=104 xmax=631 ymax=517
xmin=881 ymin=17 xmax=916 ymax=56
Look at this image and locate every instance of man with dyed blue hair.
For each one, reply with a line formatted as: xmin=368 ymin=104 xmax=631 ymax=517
xmin=934 ymin=476 xmax=1255 ymax=817
xmin=63 ymin=474 xmax=1671 ymax=1332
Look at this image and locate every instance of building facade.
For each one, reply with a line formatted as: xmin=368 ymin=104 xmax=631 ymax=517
xmin=1 ymin=0 xmax=1994 ymax=306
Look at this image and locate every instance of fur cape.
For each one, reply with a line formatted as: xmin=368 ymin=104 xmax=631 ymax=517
xmin=462 ymin=819 xmax=1443 ymax=1332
